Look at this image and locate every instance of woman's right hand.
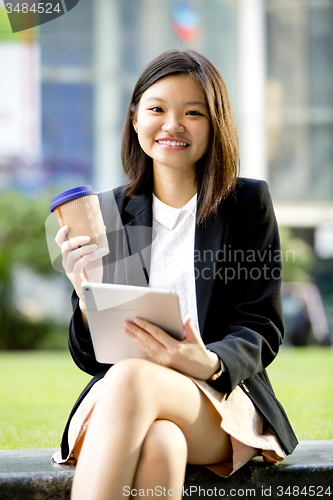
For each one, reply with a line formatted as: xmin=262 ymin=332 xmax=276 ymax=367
xmin=55 ymin=225 xmax=103 ymax=314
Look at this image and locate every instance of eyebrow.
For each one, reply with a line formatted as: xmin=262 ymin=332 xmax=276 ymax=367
xmin=145 ymin=97 xmax=206 ymax=107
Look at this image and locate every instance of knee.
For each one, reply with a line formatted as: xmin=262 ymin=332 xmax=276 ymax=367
xmin=103 ymin=358 xmax=155 ymax=392
xmin=100 ymin=359 xmax=157 ymax=415
xmin=141 ymin=420 xmax=188 ymax=471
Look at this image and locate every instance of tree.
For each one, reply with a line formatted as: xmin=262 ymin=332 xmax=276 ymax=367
xmin=0 ymin=191 xmax=68 ymax=349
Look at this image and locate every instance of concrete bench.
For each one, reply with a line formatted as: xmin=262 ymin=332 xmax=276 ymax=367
xmin=0 ymin=441 xmax=332 ymax=500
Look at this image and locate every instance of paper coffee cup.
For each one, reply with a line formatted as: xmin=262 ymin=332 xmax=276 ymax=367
xmin=50 ymin=185 xmax=109 ymax=259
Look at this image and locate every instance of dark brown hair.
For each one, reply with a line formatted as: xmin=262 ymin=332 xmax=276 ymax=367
xmin=121 ymin=49 xmax=239 ymax=224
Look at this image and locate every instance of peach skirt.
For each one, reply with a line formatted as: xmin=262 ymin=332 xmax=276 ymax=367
xmin=52 ymin=376 xmax=284 ymax=477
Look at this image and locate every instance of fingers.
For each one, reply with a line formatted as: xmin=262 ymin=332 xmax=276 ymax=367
xmin=124 ymin=321 xmax=160 ymax=359
xmin=124 ymin=319 xmax=162 ymax=344
xmin=70 ymin=248 xmax=98 ymax=274
xmin=134 ymin=318 xmax=176 ymax=347
xmin=55 ymin=226 xmax=98 ymax=274
xmin=183 ymin=316 xmax=202 ymax=343
xmin=55 ymin=225 xmax=91 ymax=252
xmin=65 ymin=243 xmax=96 ymax=271
xmin=183 ymin=316 xmax=195 ymax=338
xmin=55 ymin=225 xmax=68 ymax=248
xmin=124 ymin=318 xmax=184 ymax=367
xmin=183 ymin=315 xmax=192 ymax=329
xmin=62 ymin=235 xmax=91 ymax=253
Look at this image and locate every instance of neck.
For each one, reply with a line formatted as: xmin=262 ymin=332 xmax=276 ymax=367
xmin=152 ymin=165 xmax=197 ymax=208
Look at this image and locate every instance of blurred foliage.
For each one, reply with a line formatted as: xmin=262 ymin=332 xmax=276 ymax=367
xmin=0 ymin=192 xmax=53 ymax=275
xmin=313 ymin=260 xmax=333 ymax=295
xmin=0 ymin=191 xmax=67 ymax=349
xmin=279 ymin=227 xmax=315 ymax=282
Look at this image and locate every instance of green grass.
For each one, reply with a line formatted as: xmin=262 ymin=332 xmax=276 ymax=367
xmin=0 ymin=351 xmax=90 ymax=449
xmin=0 ymin=347 xmax=332 ymax=449
xmin=267 ymin=346 xmax=333 ymax=441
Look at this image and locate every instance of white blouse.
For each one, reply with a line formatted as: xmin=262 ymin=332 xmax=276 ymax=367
xmin=149 ymin=193 xmax=200 ymax=335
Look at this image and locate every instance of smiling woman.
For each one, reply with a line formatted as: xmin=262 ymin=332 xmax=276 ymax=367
xmin=53 ymin=50 xmax=298 ymax=500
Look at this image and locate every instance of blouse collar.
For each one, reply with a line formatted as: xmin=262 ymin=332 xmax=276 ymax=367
xmin=152 ymin=193 xmax=197 ymax=230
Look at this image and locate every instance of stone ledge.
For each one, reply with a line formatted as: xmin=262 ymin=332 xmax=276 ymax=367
xmin=0 ymin=441 xmax=332 ymax=500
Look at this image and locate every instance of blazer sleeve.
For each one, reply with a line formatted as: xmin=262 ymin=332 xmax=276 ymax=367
xmin=66 ymin=188 xmax=120 ymax=376
xmin=68 ymin=290 xmax=111 ymax=376
xmin=205 ymin=180 xmax=284 ymax=394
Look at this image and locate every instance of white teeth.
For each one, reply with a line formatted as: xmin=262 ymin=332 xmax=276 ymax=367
xmin=157 ymin=140 xmax=188 ymax=147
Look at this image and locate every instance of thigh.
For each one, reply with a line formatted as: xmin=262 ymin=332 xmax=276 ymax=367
xmin=106 ymin=358 xmax=232 ymax=465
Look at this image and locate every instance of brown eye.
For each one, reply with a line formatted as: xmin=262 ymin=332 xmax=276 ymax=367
xmin=151 ymin=107 xmax=163 ymax=113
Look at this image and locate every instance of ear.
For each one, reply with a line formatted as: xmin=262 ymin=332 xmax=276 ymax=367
xmin=132 ymin=112 xmax=138 ymax=134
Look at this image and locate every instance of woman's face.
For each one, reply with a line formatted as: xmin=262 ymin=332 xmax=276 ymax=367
xmin=133 ymin=74 xmax=210 ymax=176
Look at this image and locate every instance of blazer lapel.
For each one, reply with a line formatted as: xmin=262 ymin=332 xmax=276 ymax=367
xmin=194 ymin=214 xmax=226 ymax=334
xmin=121 ymin=192 xmax=153 ymax=287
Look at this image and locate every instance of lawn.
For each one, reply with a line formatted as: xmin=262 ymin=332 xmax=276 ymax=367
xmin=0 ymin=347 xmax=332 ymax=449
xmin=0 ymin=351 xmax=90 ymax=449
xmin=266 ymin=346 xmax=333 ymax=440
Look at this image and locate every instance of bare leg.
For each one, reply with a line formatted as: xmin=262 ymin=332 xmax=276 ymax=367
xmin=131 ymin=420 xmax=187 ymax=499
xmin=71 ymin=358 xmax=232 ymax=500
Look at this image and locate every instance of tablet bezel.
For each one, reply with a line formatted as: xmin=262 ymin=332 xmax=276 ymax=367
xmin=81 ymin=282 xmax=184 ymax=363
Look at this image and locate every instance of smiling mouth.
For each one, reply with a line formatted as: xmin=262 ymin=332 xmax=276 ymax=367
xmin=156 ymin=140 xmax=189 ymax=147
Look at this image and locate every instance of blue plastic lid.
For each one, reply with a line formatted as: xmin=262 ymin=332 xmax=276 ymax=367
xmin=50 ymin=185 xmax=100 ymax=212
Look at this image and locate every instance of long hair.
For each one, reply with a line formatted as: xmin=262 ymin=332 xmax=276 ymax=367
xmin=121 ymin=49 xmax=239 ymax=224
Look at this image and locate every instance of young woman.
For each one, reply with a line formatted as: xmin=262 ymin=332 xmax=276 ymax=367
xmin=54 ymin=50 xmax=298 ymax=500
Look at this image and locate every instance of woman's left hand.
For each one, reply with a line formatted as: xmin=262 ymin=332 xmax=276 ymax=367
xmin=123 ymin=316 xmax=221 ymax=380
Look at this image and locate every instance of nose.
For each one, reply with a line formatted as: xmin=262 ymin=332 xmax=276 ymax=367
xmin=161 ymin=114 xmax=185 ymax=135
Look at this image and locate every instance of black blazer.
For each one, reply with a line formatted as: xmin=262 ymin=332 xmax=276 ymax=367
xmin=60 ymin=177 xmax=298 ymax=460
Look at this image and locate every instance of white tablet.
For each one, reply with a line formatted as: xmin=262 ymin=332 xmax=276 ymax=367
xmin=81 ymin=282 xmax=184 ymax=364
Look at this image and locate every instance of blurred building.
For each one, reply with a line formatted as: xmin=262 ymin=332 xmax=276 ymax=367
xmin=0 ymin=0 xmax=333 ymax=249
xmin=266 ymin=0 xmax=333 ymax=243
